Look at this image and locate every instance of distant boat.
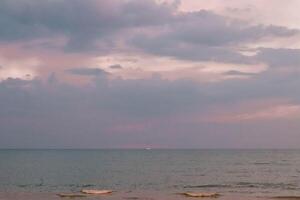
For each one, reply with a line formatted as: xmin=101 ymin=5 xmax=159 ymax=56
xmin=145 ymin=148 xmax=152 ymax=150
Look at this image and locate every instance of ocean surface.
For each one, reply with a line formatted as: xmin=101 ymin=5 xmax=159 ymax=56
xmin=1 ymin=149 xmax=300 ymax=199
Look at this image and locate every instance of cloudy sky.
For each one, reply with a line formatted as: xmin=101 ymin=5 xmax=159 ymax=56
xmin=1 ymin=0 xmax=300 ymax=149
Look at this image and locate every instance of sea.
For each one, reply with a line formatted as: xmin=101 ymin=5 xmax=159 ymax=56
xmin=0 ymin=149 xmax=300 ymax=200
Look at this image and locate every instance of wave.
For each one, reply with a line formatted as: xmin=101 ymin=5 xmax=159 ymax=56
xmin=184 ymin=184 xmax=231 ymax=188
xmin=235 ymin=182 xmax=297 ymax=189
xmin=67 ymin=184 xmax=96 ymax=188
xmin=17 ymin=183 xmax=43 ymax=188
xmin=183 ymin=182 xmax=298 ymax=190
xmin=253 ymin=162 xmax=271 ymax=165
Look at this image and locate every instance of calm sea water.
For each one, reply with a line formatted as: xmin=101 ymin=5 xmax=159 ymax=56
xmin=0 ymin=149 xmax=300 ymax=197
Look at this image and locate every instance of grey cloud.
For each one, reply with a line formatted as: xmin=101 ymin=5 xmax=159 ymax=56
xmin=0 ymin=75 xmax=206 ymax=148
xmin=0 ymin=0 xmax=297 ymax=65
xmin=132 ymin=36 xmax=250 ymax=63
xmin=66 ymin=68 xmax=109 ymax=76
xmin=256 ymin=48 xmax=300 ymax=67
xmin=0 ymin=75 xmax=205 ymax=125
xmin=0 ymin=77 xmax=38 ymax=88
xmin=170 ymin=12 xmax=296 ymax=46
xmin=130 ymin=10 xmax=298 ymax=63
xmin=223 ymin=70 xmax=257 ymax=76
xmin=0 ymin=0 xmax=175 ymax=51
xmin=1 ymin=68 xmax=300 ymax=148
xmin=48 ymin=72 xmax=58 ymax=84
xmin=109 ymin=64 xmax=123 ymax=69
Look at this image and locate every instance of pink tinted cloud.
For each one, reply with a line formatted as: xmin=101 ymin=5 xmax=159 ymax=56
xmin=0 ymin=40 xmax=94 ymax=83
xmin=201 ymin=99 xmax=300 ymax=123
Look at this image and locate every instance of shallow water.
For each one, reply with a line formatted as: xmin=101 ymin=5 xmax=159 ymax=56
xmin=1 ymin=149 xmax=300 ymax=198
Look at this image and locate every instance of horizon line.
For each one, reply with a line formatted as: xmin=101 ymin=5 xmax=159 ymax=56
xmin=1 ymin=148 xmax=300 ymax=150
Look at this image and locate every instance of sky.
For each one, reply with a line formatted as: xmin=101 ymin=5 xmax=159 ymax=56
xmin=1 ymin=0 xmax=300 ymax=149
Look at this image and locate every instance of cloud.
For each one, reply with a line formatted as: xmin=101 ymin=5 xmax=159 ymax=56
xmin=209 ymin=104 xmax=300 ymax=123
xmin=0 ymin=74 xmax=205 ymax=148
xmin=109 ymin=64 xmax=123 ymax=69
xmin=256 ymin=48 xmax=300 ymax=67
xmin=1 ymin=0 xmax=300 ymax=148
xmin=0 ymin=0 xmax=176 ymax=51
xmin=0 ymin=0 xmax=298 ymax=63
xmin=47 ymin=72 xmax=58 ymax=84
xmin=66 ymin=67 xmax=108 ymax=76
xmin=1 ymin=67 xmax=300 ymax=148
xmin=0 ymin=77 xmax=36 ymax=88
xmin=223 ymin=70 xmax=257 ymax=76
xmin=236 ymin=104 xmax=300 ymax=121
xmin=130 ymin=10 xmax=298 ymax=63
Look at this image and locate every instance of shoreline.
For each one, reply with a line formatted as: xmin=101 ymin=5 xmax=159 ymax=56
xmin=1 ymin=191 xmax=299 ymax=200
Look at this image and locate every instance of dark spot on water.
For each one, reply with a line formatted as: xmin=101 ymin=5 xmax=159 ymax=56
xmin=57 ymin=193 xmax=87 ymax=198
xmin=184 ymin=184 xmax=231 ymax=189
xmin=66 ymin=184 xmax=95 ymax=188
xmin=18 ymin=184 xmax=28 ymax=188
xmin=272 ymin=196 xmax=300 ymax=199
xmin=123 ymin=197 xmax=154 ymax=200
xmin=253 ymin=162 xmax=271 ymax=165
xmin=123 ymin=197 xmax=140 ymax=200
xmin=234 ymin=182 xmax=298 ymax=190
xmin=81 ymin=184 xmax=95 ymax=188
